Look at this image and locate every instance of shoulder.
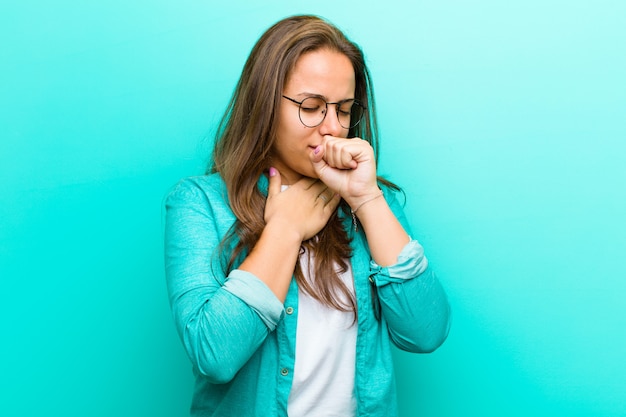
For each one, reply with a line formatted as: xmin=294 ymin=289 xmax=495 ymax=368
xmin=164 ymin=173 xmax=233 ymax=221
xmin=166 ymin=173 xmax=227 ymax=203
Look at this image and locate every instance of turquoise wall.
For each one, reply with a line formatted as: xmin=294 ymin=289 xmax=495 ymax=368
xmin=1 ymin=1 xmax=624 ymax=416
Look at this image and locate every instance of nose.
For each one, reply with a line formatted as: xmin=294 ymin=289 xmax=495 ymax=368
xmin=318 ymin=105 xmax=346 ymax=137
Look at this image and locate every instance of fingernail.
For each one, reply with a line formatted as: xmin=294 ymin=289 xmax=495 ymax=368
xmin=314 ymin=146 xmax=321 ymax=155
xmin=269 ymin=167 xmax=277 ymax=177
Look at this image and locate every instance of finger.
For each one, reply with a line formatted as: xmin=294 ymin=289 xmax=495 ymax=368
xmin=317 ymin=185 xmax=329 ymax=196
xmin=332 ymin=139 xmax=359 ymax=169
xmin=316 ymin=186 xmax=330 ymax=203
xmin=323 ymin=138 xmax=339 ymax=168
xmin=325 ymin=192 xmax=341 ymax=211
xmin=311 ymin=182 xmax=331 ymax=203
xmin=310 ymin=147 xmax=329 ymax=179
xmin=340 ymin=147 xmax=358 ymax=169
xmin=323 ymin=136 xmax=356 ymax=169
xmin=299 ymin=176 xmax=322 ymax=191
xmin=310 ymin=144 xmax=324 ymax=163
xmin=267 ymin=166 xmax=282 ymax=197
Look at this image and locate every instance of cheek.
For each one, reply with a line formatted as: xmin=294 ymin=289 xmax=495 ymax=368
xmin=273 ymin=126 xmax=306 ymax=157
xmin=281 ymin=123 xmax=311 ymax=144
xmin=276 ymin=109 xmax=302 ymax=140
xmin=274 ymin=107 xmax=317 ymax=155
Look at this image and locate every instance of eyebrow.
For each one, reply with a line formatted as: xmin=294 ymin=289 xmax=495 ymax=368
xmin=295 ymin=92 xmax=356 ymax=102
xmin=295 ymin=92 xmax=326 ymax=99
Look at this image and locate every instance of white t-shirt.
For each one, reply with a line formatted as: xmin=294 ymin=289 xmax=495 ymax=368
xmin=287 ymin=248 xmax=357 ymax=417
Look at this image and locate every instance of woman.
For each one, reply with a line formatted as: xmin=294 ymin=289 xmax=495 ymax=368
xmin=164 ymin=15 xmax=450 ymax=417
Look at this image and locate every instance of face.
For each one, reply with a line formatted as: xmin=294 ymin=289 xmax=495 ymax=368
xmin=272 ymin=48 xmax=356 ymax=184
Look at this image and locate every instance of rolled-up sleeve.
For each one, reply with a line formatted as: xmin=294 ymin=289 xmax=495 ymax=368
xmin=223 ymin=269 xmax=285 ymax=329
xmin=368 ymin=191 xmax=451 ymax=353
xmin=369 ymin=240 xmax=429 ymax=285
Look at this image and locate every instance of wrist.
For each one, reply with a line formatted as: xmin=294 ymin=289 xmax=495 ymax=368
xmin=349 ymin=189 xmax=384 ymax=215
xmin=264 ymin=218 xmax=304 ymax=245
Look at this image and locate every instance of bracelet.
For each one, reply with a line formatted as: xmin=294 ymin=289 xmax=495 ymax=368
xmin=350 ymin=190 xmax=383 ymax=232
xmin=351 ymin=190 xmax=384 ymax=215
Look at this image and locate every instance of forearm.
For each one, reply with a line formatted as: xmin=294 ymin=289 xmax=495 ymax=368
xmin=238 ymin=219 xmax=302 ymax=302
xmin=354 ymin=194 xmax=410 ymax=266
xmin=169 ymin=257 xmax=287 ymax=382
xmin=177 ymin=285 xmax=276 ymax=383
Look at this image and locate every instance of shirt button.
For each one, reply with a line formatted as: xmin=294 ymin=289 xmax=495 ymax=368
xmin=280 ymin=368 xmax=289 ymax=376
xmin=285 ymin=307 xmax=294 ymax=315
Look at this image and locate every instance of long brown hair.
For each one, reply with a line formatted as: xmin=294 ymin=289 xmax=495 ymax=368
xmin=210 ymin=15 xmax=387 ymax=315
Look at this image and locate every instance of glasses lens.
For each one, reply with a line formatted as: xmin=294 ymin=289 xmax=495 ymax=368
xmin=340 ymin=100 xmax=365 ymax=129
xmin=297 ymin=97 xmax=365 ymax=129
xmin=298 ymin=97 xmax=326 ymax=127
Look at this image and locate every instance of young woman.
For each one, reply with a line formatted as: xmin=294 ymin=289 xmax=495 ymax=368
xmin=164 ymin=15 xmax=451 ymax=417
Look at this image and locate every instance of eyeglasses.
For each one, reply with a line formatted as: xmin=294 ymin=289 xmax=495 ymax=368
xmin=282 ymin=95 xmax=366 ymax=129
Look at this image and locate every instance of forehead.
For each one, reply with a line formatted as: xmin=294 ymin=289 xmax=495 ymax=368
xmin=285 ymin=49 xmax=355 ymax=99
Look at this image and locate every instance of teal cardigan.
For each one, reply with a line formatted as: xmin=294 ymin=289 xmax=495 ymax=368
xmin=164 ymin=173 xmax=451 ymax=417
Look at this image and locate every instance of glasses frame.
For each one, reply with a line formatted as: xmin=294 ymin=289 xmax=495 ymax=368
xmin=282 ymin=95 xmax=366 ymax=129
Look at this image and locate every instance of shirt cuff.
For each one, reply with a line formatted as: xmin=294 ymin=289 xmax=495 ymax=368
xmin=222 ymin=269 xmax=285 ymax=330
xmin=369 ymin=239 xmax=429 ymax=285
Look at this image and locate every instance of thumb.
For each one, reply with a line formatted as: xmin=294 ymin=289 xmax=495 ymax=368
xmin=309 ymin=145 xmax=329 ymax=179
xmin=267 ymin=166 xmax=282 ymax=197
